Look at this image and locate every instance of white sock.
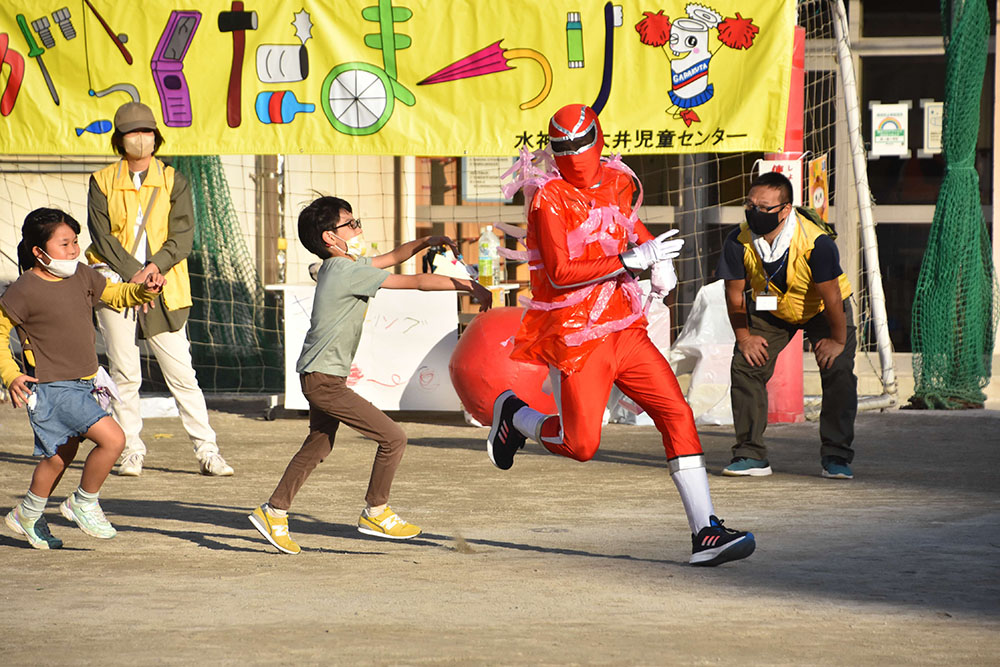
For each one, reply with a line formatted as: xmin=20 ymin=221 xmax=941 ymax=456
xmin=512 ymin=406 xmax=547 ymax=442
xmin=365 ymin=504 xmax=387 ymax=517
xmin=671 ymin=467 xmax=715 ymax=534
xmin=74 ymin=487 xmax=100 ymax=507
xmin=265 ymin=504 xmax=287 ymax=518
xmin=19 ymin=490 xmax=47 ymax=520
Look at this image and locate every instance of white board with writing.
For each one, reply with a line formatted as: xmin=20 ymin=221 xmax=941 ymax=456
xmin=267 ymin=285 xmax=460 ymax=411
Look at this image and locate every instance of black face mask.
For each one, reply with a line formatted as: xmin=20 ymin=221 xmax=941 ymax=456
xmin=745 ymin=207 xmax=783 ymax=235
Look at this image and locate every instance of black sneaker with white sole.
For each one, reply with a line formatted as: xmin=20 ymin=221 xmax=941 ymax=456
xmin=487 ymin=390 xmax=527 ymax=470
xmin=690 ymin=515 xmax=756 ymax=566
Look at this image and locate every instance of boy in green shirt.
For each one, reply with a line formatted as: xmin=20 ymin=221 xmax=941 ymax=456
xmin=249 ymin=196 xmax=490 ymax=554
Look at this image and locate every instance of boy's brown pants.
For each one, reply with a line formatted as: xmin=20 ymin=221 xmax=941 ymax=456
xmin=268 ymin=372 xmax=407 ymax=510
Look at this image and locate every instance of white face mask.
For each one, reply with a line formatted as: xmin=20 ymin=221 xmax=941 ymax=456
xmin=334 ymin=232 xmax=369 ymax=259
xmin=123 ymin=132 xmax=155 ymax=160
xmin=39 ymin=249 xmax=79 ymax=278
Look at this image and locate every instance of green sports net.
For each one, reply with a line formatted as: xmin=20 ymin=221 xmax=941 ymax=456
xmin=171 ymin=155 xmax=283 ymax=393
xmin=909 ymin=0 xmax=999 ymax=409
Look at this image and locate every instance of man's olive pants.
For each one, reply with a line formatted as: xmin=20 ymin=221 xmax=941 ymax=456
xmin=730 ymin=300 xmax=857 ymax=463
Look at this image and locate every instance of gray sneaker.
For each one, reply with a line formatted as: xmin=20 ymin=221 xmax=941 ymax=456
xmin=118 ymin=451 xmax=144 ymax=477
xmin=60 ymin=496 xmax=116 ymax=539
xmin=199 ymin=453 xmax=234 ymax=476
xmin=5 ymin=507 xmax=63 ymax=549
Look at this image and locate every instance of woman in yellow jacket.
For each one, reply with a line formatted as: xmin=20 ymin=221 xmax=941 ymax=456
xmin=86 ymin=102 xmax=233 ymax=477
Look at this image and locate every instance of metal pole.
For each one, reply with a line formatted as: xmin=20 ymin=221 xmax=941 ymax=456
xmin=831 ymin=0 xmax=898 ymax=398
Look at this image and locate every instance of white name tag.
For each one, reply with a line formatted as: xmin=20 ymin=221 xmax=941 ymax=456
xmin=756 ymin=294 xmax=778 ymax=311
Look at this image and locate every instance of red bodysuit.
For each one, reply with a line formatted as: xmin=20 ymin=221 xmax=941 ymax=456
xmin=507 ymin=143 xmax=704 ymax=465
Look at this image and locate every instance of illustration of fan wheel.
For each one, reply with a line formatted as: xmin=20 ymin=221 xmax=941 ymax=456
xmin=321 ymin=62 xmax=396 ymax=136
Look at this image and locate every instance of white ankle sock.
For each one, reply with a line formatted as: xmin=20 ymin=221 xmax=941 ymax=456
xmin=73 ymin=487 xmax=99 ymax=507
xmin=265 ymin=504 xmax=287 ymax=518
xmin=365 ymin=505 xmax=387 ymax=517
xmin=512 ymin=406 xmax=547 ymax=442
xmin=19 ymin=490 xmax=47 ymax=520
xmin=671 ymin=467 xmax=715 ymax=534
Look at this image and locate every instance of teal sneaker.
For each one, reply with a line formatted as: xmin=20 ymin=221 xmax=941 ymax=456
xmin=5 ymin=507 xmax=63 ymax=549
xmin=722 ymin=457 xmax=773 ymax=477
xmin=59 ymin=496 xmax=117 ymax=539
xmin=822 ymin=456 xmax=854 ymax=479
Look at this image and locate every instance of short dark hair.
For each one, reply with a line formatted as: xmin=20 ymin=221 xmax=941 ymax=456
xmin=17 ymin=208 xmax=81 ymax=273
xmin=110 ymin=128 xmax=165 ymax=157
xmin=298 ymin=196 xmax=352 ymax=259
xmin=749 ymin=171 xmax=794 ymax=205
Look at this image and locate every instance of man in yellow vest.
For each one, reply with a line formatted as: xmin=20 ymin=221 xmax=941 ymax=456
xmin=86 ymin=102 xmax=233 ymax=477
xmin=716 ymin=171 xmax=856 ymax=479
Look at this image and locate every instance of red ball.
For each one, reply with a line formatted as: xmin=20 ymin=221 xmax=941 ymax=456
xmin=449 ymin=307 xmax=556 ymax=424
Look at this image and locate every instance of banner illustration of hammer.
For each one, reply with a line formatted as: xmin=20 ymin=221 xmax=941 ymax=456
xmin=218 ymin=1 xmax=257 ymax=128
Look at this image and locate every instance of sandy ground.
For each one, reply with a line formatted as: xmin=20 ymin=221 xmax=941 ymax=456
xmin=0 ymin=402 xmax=998 ymax=666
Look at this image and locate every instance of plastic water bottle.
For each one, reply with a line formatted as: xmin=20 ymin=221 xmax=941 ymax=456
xmin=478 ymin=225 xmax=503 ymax=307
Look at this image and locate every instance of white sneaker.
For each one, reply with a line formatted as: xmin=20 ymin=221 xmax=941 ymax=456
xmin=199 ymin=453 xmax=234 ymax=476
xmin=118 ymin=452 xmax=144 ymax=477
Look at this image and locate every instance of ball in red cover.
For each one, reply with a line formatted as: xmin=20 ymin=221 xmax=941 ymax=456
xmin=449 ymin=307 xmax=556 ymax=424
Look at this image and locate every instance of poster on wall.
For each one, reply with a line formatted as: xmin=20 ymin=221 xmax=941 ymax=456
xmin=758 ymin=158 xmax=802 ymax=205
xmin=0 ymin=0 xmax=796 ymax=156
xmin=807 ymin=153 xmax=828 ymax=220
xmin=920 ymin=99 xmax=943 ymax=157
xmin=462 ymin=157 xmax=515 ymax=203
xmin=870 ymin=102 xmax=910 ymax=157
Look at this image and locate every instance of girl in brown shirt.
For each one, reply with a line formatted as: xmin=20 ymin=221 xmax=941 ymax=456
xmin=1 ymin=208 xmax=160 ymax=549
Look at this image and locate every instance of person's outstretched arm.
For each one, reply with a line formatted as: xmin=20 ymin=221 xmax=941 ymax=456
xmin=371 ymin=235 xmax=460 ymax=269
xmin=100 ymin=277 xmax=163 ymax=310
xmin=381 ymin=273 xmax=492 ymax=312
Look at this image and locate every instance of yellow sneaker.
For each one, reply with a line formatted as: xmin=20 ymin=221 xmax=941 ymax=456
xmin=357 ymin=506 xmax=421 ymax=540
xmin=248 ymin=505 xmax=300 ymax=554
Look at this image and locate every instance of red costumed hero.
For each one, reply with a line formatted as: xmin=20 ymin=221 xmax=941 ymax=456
xmin=487 ymin=104 xmax=754 ymax=566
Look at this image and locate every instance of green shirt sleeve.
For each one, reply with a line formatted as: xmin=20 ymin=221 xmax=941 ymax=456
xmin=148 ymin=170 xmax=194 ymax=273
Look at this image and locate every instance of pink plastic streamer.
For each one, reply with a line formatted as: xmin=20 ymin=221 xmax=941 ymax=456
xmin=603 ymin=154 xmax=644 ymax=220
xmin=564 ymin=312 xmax=645 ymax=347
xmin=498 ymin=247 xmax=537 ymax=262
xmin=501 ymin=148 xmax=558 ymax=212
xmin=518 ymin=283 xmax=597 ymax=311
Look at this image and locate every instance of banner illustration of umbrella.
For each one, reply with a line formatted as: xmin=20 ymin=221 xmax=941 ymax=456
xmin=418 ymin=40 xmax=552 ymax=110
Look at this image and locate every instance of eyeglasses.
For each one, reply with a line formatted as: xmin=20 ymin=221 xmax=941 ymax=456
xmin=334 ymin=217 xmax=362 ymax=230
xmin=743 ymin=201 xmax=789 ymax=214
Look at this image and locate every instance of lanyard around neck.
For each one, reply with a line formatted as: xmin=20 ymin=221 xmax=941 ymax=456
xmin=762 ymin=248 xmax=789 ymax=294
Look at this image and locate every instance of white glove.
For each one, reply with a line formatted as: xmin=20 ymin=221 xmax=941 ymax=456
xmin=650 ymin=259 xmax=677 ymax=296
xmin=620 ymin=229 xmax=684 ymax=272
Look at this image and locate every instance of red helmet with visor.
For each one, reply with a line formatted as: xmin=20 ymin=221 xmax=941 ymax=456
xmin=548 ymin=104 xmax=605 ymax=188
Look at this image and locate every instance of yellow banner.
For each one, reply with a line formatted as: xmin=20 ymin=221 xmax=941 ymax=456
xmin=0 ymin=1 xmax=793 ymax=156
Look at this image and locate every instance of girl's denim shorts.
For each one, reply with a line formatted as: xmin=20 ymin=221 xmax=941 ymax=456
xmin=27 ymin=379 xmax=110 ymax=457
